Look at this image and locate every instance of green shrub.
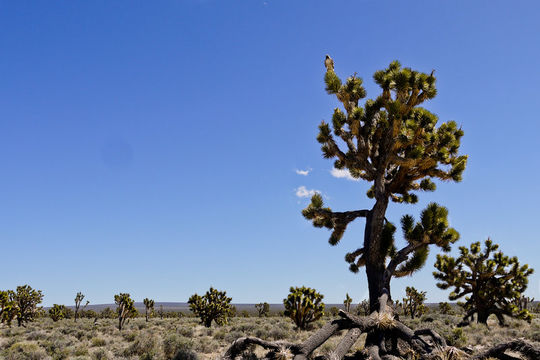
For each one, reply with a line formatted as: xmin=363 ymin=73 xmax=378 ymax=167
xmin=283 ymin=286 xmax=325 ymax=330
xmin=163 ymin=334 xmax=193 ymax=360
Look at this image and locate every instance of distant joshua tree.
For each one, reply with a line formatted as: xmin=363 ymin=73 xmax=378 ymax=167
xmin=343 ymin=293 xmax=353 ymax=312
xmin=434 ymin=239 xmax=534 ymax=325
xmin=188 ymin=287 xmax=234 ymax=327
xmin=0 ymin=290 xmax=16 ymax=327
xmin=143 ymin=298 xmax=155 ymax=322
xmin=11 ymin=285 xmax=44 ymax=327
xmin=74 ymin=292 xmax=89 ymax=322
xmin=114 ymin=293 xmax=137 ymax=330
xmin=49 ymin=304 xmax=66 ymax=322
xmin=283 ymin=286 xmax=325 ymax=330
xmin=402 ymin=286 xmax=427 ymax=319
xmin=438 ymin=302 xmax=453 ymax=315
xmin=255 ymin=302 xmax=270 ymax=317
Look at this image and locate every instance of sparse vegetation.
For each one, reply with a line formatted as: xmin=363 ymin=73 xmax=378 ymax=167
xmin=434 ymin=238 xmax=534 ymax=325
xmin=283 ymin=286 xmax=324 ymax=329
xmin=188 ymin=287 xmax=234 ymax=327
xmin=343 ymin=293 xmax=352 ymax=312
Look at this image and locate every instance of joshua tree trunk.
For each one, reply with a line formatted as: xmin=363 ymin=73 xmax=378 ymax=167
xmin=365 ymin=196 xmax=390 ymax=313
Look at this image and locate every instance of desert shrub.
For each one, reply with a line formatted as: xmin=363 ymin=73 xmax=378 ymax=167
xmin=91 ymin=337 xmax=106 ymax=347
xmin=224 ymin=330 xmax=245 ymax=343
xmin=91 ymin=349 xmax=110 ymax=360
xmin=443 ymin=327 xmax=467 ymax=347
xmin=123 ymin=332 xmax=159 ymax=358
xmin=176 ymin=326 xmax=194 ymax=337
xmin=5 ymin=342 xmax=48 ymax=360
xmin=122 ymin=331 xmax=137 ymax=342
xmin=73 ymin=345 xmax=89 ymax=356
xmin=172 ymin=349 xmax=198 ymax=360
xmin=194 ymin=339 xmax=219 ymax=353
xmin=163 ymin=334 xmax=194 ymax=360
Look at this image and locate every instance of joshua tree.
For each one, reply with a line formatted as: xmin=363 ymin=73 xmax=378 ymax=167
xmin=143 ymin=298 xmax=155 ymax=322
xmin=283 ymin=286 xmax=325 ymax=330
xmin=356 ymin=299 xmax=370 ymax=316
xmin=188 ymin=287 xmax=234 ymax=327
xmin=74 ymin=292 xmax=89 ymax=322
xmin=402 ymin=287 xmax=427 ymax=319
xmin=114 ymin=293 xmax=137 ymax=330
xmin=255 ymin=302 xmax=270 ymax=317
xmin=513 ymin=295 xmax=535 ymax=311
xmin=343 ymin=293 xmax=352 ymax=312
xmin=438 ymin=302 xmax=453 ymax=315
xmin=434 ymin=239 xmax=534 ymax=325
xmin=0 ymin=290 xmax=16 ymax=327
xmin=10 ymin=285 xmax=43 ymax=327
xmin=302 ymin=59 xmax=466 ymax=313
xmin=49 ymin=304 xmax=66 ymax=322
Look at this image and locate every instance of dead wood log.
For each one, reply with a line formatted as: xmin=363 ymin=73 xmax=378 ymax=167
xmin=470 ymin=339 xmax=540 ymax=360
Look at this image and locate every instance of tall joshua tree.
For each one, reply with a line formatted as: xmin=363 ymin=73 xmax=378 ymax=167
xmin=302 ymin=59 xmax=466 ymax=311
xmin=343 ymin=293 xmax=352 ymax=312
xmin=114 ymin=293 xmax=137 ymax=330
xmin=74 ymin=292 xmax=89 ymax=322
xmin=143 ymin=298 xmax=155 ymax=322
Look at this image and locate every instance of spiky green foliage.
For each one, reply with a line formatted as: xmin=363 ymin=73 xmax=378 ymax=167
xmin=513 ymin=295 xmax=535 ymax=311
xmin=402 ymin=287 xmax=427 ymax=319
xmin=114 ymin=293 xmax=137 ymax=330
xmin=10 ymin=285 xmax=43 ymax=327
xmin=255 ymin=302 xmax=270 ymax=317
xmin=48 ymin=304 xmax=66 ymax=322
xmin=74 ymin=292 xmax=89 ymax=322
xmin=434 ymin=239 xmax=534 ymax=325
xmin=302 ymin=58 xmax=466 ymax=309
xmin=356 ymin=299 xmax=370 ymax=316
xmin=343 ymin=293 xmax=352 ymax=312
xmin=438 ymin=302 xmax=453 ymax=315
xmin=143 ymin=298 xmax=155 ymax=322
xmin=283 ymin=286 xmax=325 ymax=329
xmin=0 ymin=290 xmax=17 ymax=327
xmin=188 ymin=287 xmax=234 ymax=327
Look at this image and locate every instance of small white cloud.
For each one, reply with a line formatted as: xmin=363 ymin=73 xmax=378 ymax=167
xmin=331 ymin=168 xmax=359 ymax=181
xmin=295 ymin=168 xmax=310 ymax=176
xmin=295 ymin=186 xmax=320 ymax=198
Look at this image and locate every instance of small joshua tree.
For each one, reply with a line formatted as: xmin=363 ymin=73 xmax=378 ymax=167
xmin=343 ymin=293 xmax=353 ymax=312
xmin=356 ymin=299 xmax=370 ymax=316
xmin=513 ymin=295 xmax=535 ymax=311
xmin=402 ymin=286 xmax=426 ymax=319
xmin=438 ymin=302 xmax=453 ymax=315
xmin=283 ymin=286 xmax=325 ymax=330
xmin=434 ymin=239 xmax=534 ymax=325
xmin=188 ymin=287 xmax=234 ymax=327
xmin=255 ymin=302 xmax=270 ymax=317
xmin=11 ymin=285 xmax=43 ymax=327
xmin=114 ymin=293 xmax=137 ymax=330
xmin=143 ymin=298 xmax=154 ymax=322
xmin=0 ymin=290 xmax=16 ymax=327
xmin=49 ymin=304 xmax=66 ymax=322
xmin=74 ymin=292 xmax=89 ymax=322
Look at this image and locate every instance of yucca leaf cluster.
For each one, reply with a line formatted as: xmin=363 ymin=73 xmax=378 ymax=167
xmin=143 ymin=298 xmax=155 ymax=322
xmin=188 ymin=287 xmax=234 ymax=327
xmin=283 ymin=286 xmax=325 ymax=330
xmin=434 ymin=239 xmax=534 ymax=325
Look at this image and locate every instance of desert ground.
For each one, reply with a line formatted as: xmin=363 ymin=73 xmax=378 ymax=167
xmin=1 ymin=310 xmax=539 ymax=360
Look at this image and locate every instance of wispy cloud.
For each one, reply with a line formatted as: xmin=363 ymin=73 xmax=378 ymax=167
xmin=295 ymin=168 xmax=311 ymax=176
xmin=331 ymin=168 xmax=359 ymax=181
xmin=295 ymin=186 xmax=320 ymax=198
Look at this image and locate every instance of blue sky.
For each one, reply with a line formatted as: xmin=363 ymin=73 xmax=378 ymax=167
xmin=1 ymin=0 xmax=539 ymax=307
